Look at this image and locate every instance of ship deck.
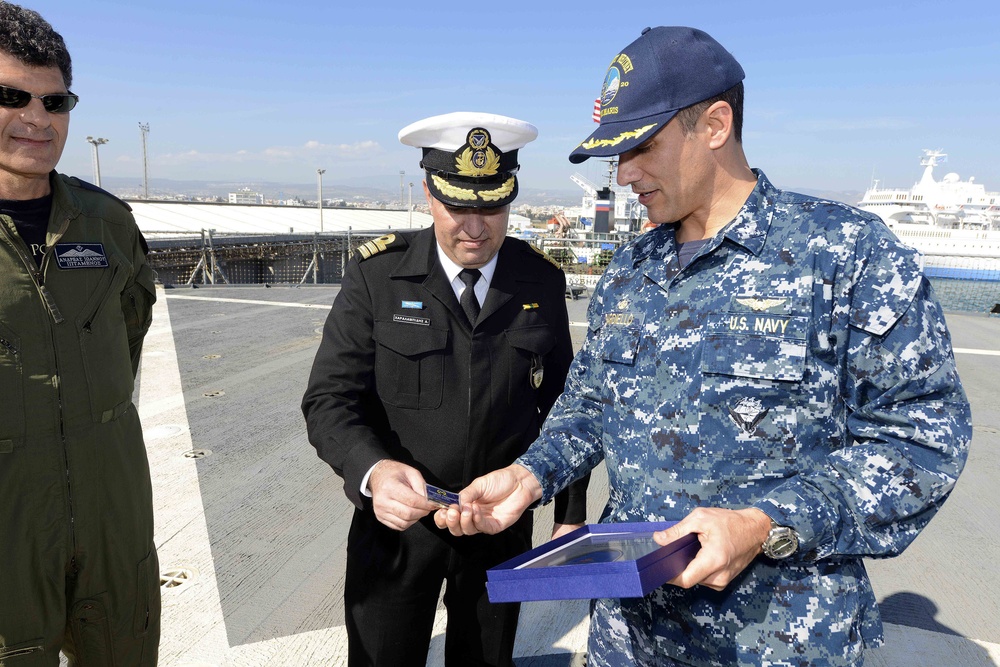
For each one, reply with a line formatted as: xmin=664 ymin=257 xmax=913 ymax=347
xmin=137 ymin=285 xmax=1000 ymax=667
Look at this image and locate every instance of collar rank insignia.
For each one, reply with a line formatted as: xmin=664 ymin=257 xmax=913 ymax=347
xmin=736 ymin=297 xmax=786 ymax=312
xmin=728 ymin=397 xmax=768 ymax=435
xmin=522 ymin=303 xmax=540 ymax=310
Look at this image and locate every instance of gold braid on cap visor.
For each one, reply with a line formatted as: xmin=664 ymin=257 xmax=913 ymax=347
xmin=580 ymin=123 xmax=658 ymax=150
xmin=479 ymin=177 xmax=515 ymax=202
xmin=431 ymin=174 xmax=515 ymax=203
xmin=431 ymin=175 xmax=477 ymax=201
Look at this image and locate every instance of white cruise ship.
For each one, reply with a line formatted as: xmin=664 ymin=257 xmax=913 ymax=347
xmin=858 ymin=150 xmax=999 ymax=230
xmin=857 ymin=151 xmax=1000 ymax=281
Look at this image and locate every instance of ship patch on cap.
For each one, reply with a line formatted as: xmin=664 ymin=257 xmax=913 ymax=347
xmin=569 ymin=27 xmax=745 ymax=164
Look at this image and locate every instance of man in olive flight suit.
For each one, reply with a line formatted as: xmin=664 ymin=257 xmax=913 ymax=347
xmin=302 ymin=112 xmax=588 ymax=667
xmin=0 ymin=3 xmax=159 ymax=665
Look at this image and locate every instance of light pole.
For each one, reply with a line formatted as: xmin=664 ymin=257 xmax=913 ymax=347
xmin=399 ymin=170 xmax=405 ymax=208
xmin=408 ymin=182 xmax=413 ymax=228
xmin=139 ymin=123 xmax=150 ymax=198
xmin=86 ymin=136 xmax=108 ymax=187
xmin=317 ymin=168 xmax=326 ymax=233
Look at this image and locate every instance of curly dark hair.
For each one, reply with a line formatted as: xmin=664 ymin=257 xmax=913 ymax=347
xmin=0 ymin=1 xmax=72 ymax=87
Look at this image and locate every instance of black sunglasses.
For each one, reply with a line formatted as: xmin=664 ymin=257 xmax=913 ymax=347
xmin=0 ymin=84 xmax=78 ymax=113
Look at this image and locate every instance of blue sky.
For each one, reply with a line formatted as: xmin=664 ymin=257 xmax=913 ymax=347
xmin=26 ymin=0 xmax=1000 ymax=198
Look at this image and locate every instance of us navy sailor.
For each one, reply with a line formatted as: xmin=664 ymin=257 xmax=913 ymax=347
xmin=436 ymin=28 xmax=972 ymax=667
xmin=302 ymin=112 xmax=588 ymax=667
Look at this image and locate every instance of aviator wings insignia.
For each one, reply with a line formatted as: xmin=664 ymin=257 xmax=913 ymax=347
xmin=736 ymin=297 xmax=786 ymax=312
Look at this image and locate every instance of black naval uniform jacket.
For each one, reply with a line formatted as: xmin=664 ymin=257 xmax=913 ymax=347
xmin=302 ymin=225 xmax=587 ymax=528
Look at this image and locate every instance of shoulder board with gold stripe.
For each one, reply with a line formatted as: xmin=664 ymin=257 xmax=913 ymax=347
xmin=354 ymin=233 xmax=406 ymax=261
xmin=528 ymin=243 xmax=561 ymax=270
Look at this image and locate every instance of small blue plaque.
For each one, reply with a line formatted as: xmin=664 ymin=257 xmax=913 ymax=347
xmin=486 ymin=521 xmax=699 ymax=602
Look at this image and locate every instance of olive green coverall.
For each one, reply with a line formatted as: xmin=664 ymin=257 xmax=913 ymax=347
xmin=0 ymin=173 xmax=159 ymax=666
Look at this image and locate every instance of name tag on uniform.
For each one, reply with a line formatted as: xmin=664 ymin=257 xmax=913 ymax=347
xmin=604 ymin=311 xmax=642 ymax=327
xmin=54 ymin=243 xmax=108 ymax=269
xmin=393 ymin=314 xmax=430 ymax=327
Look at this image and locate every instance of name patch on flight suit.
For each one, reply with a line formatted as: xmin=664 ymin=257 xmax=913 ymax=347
xmin=54 ymin=243 xmax=108 ymax=269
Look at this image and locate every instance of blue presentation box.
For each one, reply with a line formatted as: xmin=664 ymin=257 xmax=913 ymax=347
xmin=486 ymin=521 xmax=700 ymax=603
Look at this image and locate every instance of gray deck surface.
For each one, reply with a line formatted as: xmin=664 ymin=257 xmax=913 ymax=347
xmin=136 ymin=285 xmax=1000 ymax=666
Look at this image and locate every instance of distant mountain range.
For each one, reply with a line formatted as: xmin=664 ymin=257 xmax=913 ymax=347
xmin=97 ymin=175 xmax=863 ymax=209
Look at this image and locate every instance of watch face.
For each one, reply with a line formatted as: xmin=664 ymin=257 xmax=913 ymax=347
xmin=765 ymin=526 xmax=798 ymax=559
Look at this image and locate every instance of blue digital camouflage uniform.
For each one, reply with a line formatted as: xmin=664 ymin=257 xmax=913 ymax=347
xmin=517 ymin=171 xmax=972 ymax=667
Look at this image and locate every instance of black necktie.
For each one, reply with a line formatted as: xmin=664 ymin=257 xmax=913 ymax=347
xmin=459 ymin=268 xmax=482 ymax=326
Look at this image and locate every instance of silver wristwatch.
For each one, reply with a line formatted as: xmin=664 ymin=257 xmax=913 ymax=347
xmin=762 ymin=519 xmax=799 ymax=559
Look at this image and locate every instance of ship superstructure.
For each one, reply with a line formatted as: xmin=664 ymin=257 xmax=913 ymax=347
xmin=858 ymin=150 xmax=1000 ymax=230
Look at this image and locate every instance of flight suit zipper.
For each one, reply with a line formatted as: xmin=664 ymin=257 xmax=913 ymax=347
xmin=0 ymin=220 xmax=78 ymax=570
xmin=0 ymin=221 xmax=65 ymax=323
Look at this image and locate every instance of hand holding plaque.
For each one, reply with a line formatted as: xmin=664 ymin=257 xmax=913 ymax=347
xmin=434 ymin=463 xmax=542 ymax=536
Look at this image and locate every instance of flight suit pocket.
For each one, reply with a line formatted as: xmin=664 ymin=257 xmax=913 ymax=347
xmin=504 ymin=324 xmax=556 ymax=404
xmin=373 ymin=320 xmax=449 ymax=409
xmin=122 ymin=262 xmax=157 ymax=346
xmin=133 ymin=549 xmax=160 ymax=638
xmin=0 ymin=321 xmax=24 ymax=445
xmin=0 ymin=638 xmax=45 ymax=661
xmin=77 ymin=259 xmax=133 ymax=423
xmin=70 ymin=597 xmax=115 ymax=665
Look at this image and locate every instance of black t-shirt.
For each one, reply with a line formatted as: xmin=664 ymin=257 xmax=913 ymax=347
xmin=0 ymin=194 xmax=52 ymax=267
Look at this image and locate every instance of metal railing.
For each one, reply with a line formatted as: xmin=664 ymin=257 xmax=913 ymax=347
xmin=144 ymin=229 xmax=999 ymax=314
xmin=146 ymin=229 xmax=384 ymax=286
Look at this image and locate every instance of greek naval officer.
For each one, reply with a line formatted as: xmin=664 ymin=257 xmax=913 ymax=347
xmin=302 ymin=112 xmax=588 ymax=667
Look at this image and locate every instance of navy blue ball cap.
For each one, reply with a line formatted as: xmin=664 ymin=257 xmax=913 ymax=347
xmin=569 ymin=26 xmax=745 ymax=164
